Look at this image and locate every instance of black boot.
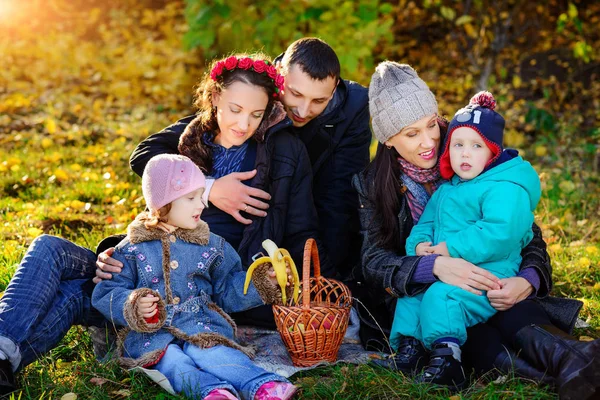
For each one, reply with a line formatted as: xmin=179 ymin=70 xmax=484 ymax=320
xmin=0 ymin=359 xmax=15 ymax=395
xmin=414 ymin=343 xmax=467 ymax=391
xmin=515 ymin=324 xmax=600 ymax=400
xmin=372 ymin=337 xmax=428 ymax=375
xmin=493 ymin=346 xmax=555 ymax=386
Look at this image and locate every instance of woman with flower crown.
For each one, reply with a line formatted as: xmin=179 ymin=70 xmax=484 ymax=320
xmin=0 ymin=53 xmax=323 ymax=396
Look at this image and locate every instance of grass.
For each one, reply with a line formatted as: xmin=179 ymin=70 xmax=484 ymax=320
xmin=3 ymin=128 xmax=599 ymax=400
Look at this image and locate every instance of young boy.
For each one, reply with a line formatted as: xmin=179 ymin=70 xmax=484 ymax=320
xmin=389 ymin=91 xmax=541 ymax=389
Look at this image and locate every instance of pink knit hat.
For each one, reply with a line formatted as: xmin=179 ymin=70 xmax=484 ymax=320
xmin=142 ymin=154 xmax=206 ymax=212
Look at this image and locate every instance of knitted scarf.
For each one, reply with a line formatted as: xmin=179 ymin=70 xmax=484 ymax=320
xmin=398 ymin=157 xmax=445 ymax=223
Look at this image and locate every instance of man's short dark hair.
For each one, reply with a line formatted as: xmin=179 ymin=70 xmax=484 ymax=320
xmin=281 ymin=37 xmax=341 ymax=81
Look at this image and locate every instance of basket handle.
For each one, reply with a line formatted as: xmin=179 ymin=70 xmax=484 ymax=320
xmin=302 ymin=238 xmax=320 ymax=309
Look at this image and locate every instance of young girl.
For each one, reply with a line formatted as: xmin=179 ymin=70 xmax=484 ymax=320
xmin=389 ymin=92 xmax=541 ymax=389
xmin=92 ymin=154 xmax=296 ymax=400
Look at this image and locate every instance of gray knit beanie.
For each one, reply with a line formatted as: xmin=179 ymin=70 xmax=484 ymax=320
xmin=369 ymin=62 xmax=438 ymax=144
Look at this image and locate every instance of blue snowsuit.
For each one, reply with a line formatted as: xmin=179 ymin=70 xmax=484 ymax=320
xmin=390 ymin=155 xmax=541 ymax=349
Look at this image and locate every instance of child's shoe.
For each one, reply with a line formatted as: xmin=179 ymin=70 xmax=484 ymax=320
xmin=204 ymin=388 xmax=238 ymax=400
xmin=414 ymin=343 xmax=467 ymax=391
xmin=0 ymin=359 xmax=15 ymax=395
xmin=254 ymin=381 xmax=297 ymax=400
xmin=372 ymin=337 xmax=428 ymax=375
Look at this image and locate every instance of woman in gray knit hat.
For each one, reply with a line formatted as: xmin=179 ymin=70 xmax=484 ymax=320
xmin=352 ymin=61 xmax=599 ymax=397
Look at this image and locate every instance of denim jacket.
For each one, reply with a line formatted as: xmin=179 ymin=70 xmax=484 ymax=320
xmin=92 ymin=214 xmax=279 ymax=368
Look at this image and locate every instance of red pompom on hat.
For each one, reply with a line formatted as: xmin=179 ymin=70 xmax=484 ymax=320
xmin=439 ymin=91 xmax=505 ymax=180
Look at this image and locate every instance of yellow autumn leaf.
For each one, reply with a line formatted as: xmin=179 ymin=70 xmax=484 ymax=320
xmin=41 ymin=138 xmax=53 ymax=149
xmin=54 ymin=169 xmax=69 ymax=181
xmin=577 ymin=257 xmax=591 ymax=268
xmin=45 ymin=118 xmax=57 ymax=134
xmin=512 ymin=75 xmax=522 ymax=88
xmin=27 ymin=227 xmax=44 ymax=237
xmin=585 ymin=246 xmax=598 ymax=255
xmin=535 ymin=145 xmax=548 ymax=157
xmin=463 ymin=23 xmax=477 ymax=39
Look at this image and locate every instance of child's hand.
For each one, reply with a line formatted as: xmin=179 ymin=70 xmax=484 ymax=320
xmin=266 ymin=264 xmax=293 ymax=287
xmin=137 ymin=293 xmax=159 ymax=318
xmin=416 ymin=242 xmax=434 ymax=255
xmin=429 ymin=242 xmax=450 ymax=257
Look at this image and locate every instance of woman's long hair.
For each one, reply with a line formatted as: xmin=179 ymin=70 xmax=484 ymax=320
xmin=178 ymin=53 xmax=278 ymax=174
xmin=366 ymin=116 xmax=448 ymax=250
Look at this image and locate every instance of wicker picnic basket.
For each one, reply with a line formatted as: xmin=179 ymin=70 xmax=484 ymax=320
xmin=272 ymin=238 xmax=352 ymax=367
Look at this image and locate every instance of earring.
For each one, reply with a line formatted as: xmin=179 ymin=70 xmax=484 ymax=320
xmin=386 ymin=144 xmax=392 ymax=150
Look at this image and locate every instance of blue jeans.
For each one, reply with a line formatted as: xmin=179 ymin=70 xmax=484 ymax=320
xmin=155 ymin=343 xmax=287 ymax=399
xmin=0 ymin=235 xmax=105 ymax=371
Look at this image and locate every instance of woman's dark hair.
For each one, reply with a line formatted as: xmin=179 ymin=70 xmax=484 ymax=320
xmin=367 ymin=116 xmax=448 ymax=250
xmin=179 ymin=53 xmax=278 ymax=174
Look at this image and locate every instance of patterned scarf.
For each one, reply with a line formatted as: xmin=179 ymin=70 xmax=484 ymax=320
xmin=398 ymin=157 xmax=445 ymax=223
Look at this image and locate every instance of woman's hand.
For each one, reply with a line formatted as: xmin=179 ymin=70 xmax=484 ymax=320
xmin=137 ymin=294 xmax=159 ymax=319
xmin=432 ymin=256 xmax=502 ymax=295
xmin=93 ymin=247 xmax=122 ymax=284
xmin=210 ymin=170 xmax=271 ymax=225
xmin=487 ymin=277 xmax=533 ymax=311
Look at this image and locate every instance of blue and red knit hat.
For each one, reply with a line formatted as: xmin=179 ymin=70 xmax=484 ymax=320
xmin=439 ymin=91 xmax=505 ymax=180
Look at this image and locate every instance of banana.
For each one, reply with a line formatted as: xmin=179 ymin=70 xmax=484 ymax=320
xmin=243 ymin=239 xmax=300 ymax=304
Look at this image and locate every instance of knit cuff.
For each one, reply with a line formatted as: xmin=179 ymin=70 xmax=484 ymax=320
xmin=518 ymin=267 xmax=540 ymax=298
xmin=203 ymin=178 xmax=215 ymax=208
xmin=411 ymin=255 xmax=439 ymax=284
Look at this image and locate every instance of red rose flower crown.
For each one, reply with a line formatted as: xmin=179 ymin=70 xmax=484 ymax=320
xmin=210 ymin=56 xmax=285 ymax=97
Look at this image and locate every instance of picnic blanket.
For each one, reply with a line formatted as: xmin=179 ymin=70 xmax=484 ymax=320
xmin=133 ymin=308 xmax=378 ymax=395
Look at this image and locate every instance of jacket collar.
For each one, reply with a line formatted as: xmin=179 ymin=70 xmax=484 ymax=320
xmin=128 ymin=213 xmax=210 ymax=245
xmin=254 ymin=101 xmax=287 ymax=142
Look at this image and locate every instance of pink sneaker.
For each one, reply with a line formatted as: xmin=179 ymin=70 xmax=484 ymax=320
xmin=254 ymin=381 xmax=297 ymax=400
xmin=204 ymin=388 xmax=238 ymax=400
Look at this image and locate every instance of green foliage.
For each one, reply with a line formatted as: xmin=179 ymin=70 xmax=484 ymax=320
xmin=183 ymin=0 xmax=394 ymax=83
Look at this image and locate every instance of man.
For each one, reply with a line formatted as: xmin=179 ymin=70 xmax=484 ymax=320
xmin=117 ymin=38 xmax=372 ymax=281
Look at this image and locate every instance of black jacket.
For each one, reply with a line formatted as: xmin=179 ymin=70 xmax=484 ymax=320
xmin=293 ymin=79 xmax=372 ymax=281
xmin=128 ymin=112 xmax=329 ymax=272
xmin=130 ymin=79 xmax=371 ymax=279
xmin=352 ymin=169 xmax=582 ymax=335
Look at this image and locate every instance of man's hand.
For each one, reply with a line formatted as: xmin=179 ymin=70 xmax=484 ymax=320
xmin=210 ymin=170 xmax=271 ymax=224
xmin=488 ymin=277 xmax=534 ymax=311
xmin=93 ymin=247 xmax=122 ymax=284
